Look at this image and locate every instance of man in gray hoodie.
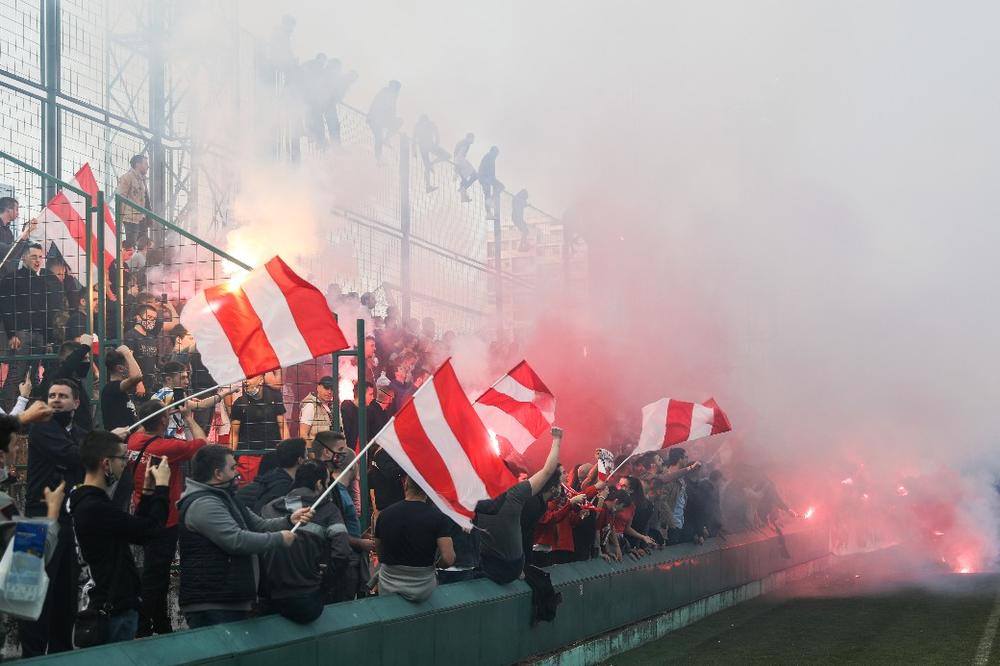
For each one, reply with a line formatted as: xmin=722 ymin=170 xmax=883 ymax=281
xmin=176 ymin=445 xmax=313 ymax=628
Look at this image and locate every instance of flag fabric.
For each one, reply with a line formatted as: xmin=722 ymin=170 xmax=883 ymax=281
xmin=374 ymin=359 xmax=517 ymax=529
xmin=37 ymin=163 xmax=117 ymax=284
xmin=596 ymin=448 xmax=615 ymax=481
xmin=180 ymin=256 xmax=349 ymax=385
xmin=473 ymin=360 xmax=555 ymax=454
xmin=634 ymin=397 xmax=732 ymax=455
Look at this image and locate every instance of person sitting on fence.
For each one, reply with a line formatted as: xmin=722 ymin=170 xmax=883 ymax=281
xmin=413 ymin=114 xmax=450 ymax=193
xmin=0 ymin=197 xmax=37 ymax=277
xmin=367 ymin=80 xmax=403 ymax=160
xmin=374 ymin=473 xmax=454 ymax=603
xmin=453 ymin=132 xmax=478 ymax=202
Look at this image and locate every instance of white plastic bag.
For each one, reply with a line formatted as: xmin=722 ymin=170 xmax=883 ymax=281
xmin=0 ymin=520 xmax=50 ymax=621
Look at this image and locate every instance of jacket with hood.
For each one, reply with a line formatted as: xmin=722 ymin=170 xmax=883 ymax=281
xmin=259 ymin=487 xmax=351 ymax=600
xmin=69 ymin=485 xmax=169 ymax=613
xmin=177 ymin=478 xmax=290 ymax=612
xmin=236 ymin=467 xmax=295 ymax=514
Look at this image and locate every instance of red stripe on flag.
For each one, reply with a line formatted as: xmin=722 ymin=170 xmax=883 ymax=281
xmin=47 ymin=191 xmax=93 ymax=260
xmin=434 ymin=361 xmax=516 ymax=498
xmin=705 ymin=397 xmax=732 ymax=435
xmin=203 ymin=284 xmax=282 ymax=376
xmin=508 ymin=360 xmax=553 ymax=395
xmin=263 ymin=256 xmax=349 ymax=356
xmin=476 ymin=388 xmax=551 ymax=437
xmin=393 ymin=401 xmax=474 ymax=517
xmin=664 ymin=400 xmax=694 ymax=447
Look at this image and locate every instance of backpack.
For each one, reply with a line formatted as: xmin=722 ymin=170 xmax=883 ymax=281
xmin=112 ymin=435 xmax=161 ymax=512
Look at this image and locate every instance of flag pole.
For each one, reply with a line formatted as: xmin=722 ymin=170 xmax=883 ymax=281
xmin=126 ymin=383 xmax=222 ymax=432
xmin=608 ymin=452 xmax=635 ymax=479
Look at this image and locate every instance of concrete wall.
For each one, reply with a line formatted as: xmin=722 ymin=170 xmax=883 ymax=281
xmin=26 ymin=522 xmax=830 ymax=666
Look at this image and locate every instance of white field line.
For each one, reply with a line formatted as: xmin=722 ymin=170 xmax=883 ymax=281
xmin=973 ymin=586 xmax=1000 ymax=666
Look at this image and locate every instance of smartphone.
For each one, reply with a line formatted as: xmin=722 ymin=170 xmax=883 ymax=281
xmin=172 ymin=387 xmax=187 ymax=403
xmin=149 ymin=455 xmax=163 ymax=467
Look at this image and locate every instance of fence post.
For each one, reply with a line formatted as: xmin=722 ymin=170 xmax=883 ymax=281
xmin=40 ymin=0 xmax=61 ymax=201
xmin=114 ymin=195 xmax=124 ymax=341
xmin=356 ymin=319 xmax=369 ymax=531
xmin=96 ymin=191 xmax=107 ymax=401
xmin=399 ymin=134 xmax=412 ymax=321
xmin=494 ymin=217 xmax=503 ymax=340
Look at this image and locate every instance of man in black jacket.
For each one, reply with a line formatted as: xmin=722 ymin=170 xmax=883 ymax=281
xmin=18 ymin=378 xmax=85 ymax=657
xmin=0 ymin=243 xmax=66 ymax=411
xmin=70 ymin=430 xmax=171 ymax=643
xmin=0 ymin=196 xmax=35 ymax=277
xmin=236 ymin=438 xmax=306 ymax=513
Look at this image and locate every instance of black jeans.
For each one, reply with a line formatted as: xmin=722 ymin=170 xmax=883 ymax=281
xmin=138 ymin=525 xmax=178 ymax=636
xmin=270 ymin=590 xmax=324 ymax=624
xmin=17 ymin=526 xmax=78 ymax=657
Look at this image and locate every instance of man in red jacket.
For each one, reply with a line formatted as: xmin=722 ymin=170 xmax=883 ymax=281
xmin=126 ymin=398 xmax=208 ymax=636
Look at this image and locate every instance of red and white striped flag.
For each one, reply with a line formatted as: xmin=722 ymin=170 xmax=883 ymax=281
xmin=36 ymin=163 xmax=117 ymax=283
xmin=375 ymin=359 xmax=517 ymax=528
xmin=180 ymin=256 xmax=349 ymax=385
xmin=634 ymin=397 xmax=732 ymax=455
xmin=473 ymin=360 xmax=555 ymax=454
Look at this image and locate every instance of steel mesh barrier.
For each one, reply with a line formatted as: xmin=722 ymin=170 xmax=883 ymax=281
xmin=0 ymin=0 xmax=41 ymax=83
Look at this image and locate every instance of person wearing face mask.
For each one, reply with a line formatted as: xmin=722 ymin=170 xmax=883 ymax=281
xmin=124 ymin=302 xmax=161 ymax=395
xmin=18 ymin=379 xmax=86 ymax=656
xmin=69 ymin=431 xmax=172 ymax=643
xmin=177 ymin=445 xmax=314 ymax=628
xmin=33 ymin=335 xmax=98 ymax=433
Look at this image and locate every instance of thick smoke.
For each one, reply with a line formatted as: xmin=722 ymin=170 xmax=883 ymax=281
xmin=175 ymin=1 xmax=1000 ymax=573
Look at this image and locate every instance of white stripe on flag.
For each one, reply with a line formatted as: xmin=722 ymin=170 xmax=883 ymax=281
xmin=635 ymin=398 xmax=670 ymax=455
xmin=689 ymin=403 xmax=715 ymax=440
xmin=375 ymin=424 xmax=475 ymax=529
xmin=179 ymin=291 xmax=245 ymax=385
xmin=474 ymin=403 xmax=535 ymax=454
xmin=413 ymin=378 xmax=489 ymax=512
xmin=239 ymin=267 xmax=313 ymax=369
xmin=492 ymin=374 xmax=555 ymax=422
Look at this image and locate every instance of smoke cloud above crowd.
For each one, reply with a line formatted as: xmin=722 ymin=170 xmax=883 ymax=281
xmin=175 ymin=1 xmax=1000 ymax=571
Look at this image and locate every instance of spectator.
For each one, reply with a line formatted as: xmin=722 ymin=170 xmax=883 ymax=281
xmin=364 ymin=334 xmax=379 ymax=385
xmin=341 ymin=383 xmax=387 ymax=450
xmin=126 ymin=398 xmax=209 ymax=636
xmin=125 ymin=302 xmax=160 ymax=392
xmin=474 ymin=426 xmax=562 ymax=584
xmin=374 ymin=474 xmax=454 ymax=602
xmin=0 ymin=398 xmax=61 ymax=653
xmin=32 ymin=338 xmax=95 ymax=433
xmin=652 ymin=447 xmax=703 ymax=545
xmin=236 ymin=437 xmax=306 ymax=513
xmin=595 ymin=489 xmax=633 ymax=562
xmin=453 ymin=132 xmax=477 ymax=202
xmin=167 ymin=325 xmax=217 ymax=433
xmin=478 ymin=146 xmax=502 ymax=220
xmin=0 ymin=243 xmax=67 ymax=410
xmin=127 ymin=235 xmax=153 ymax=277
xmin=387 ymin=363 xmax=412 ymax=414
xmin=0 ymin=370 xmax=33 ymax=418
xmin=368 ymin=444 xmax=405 ymax=521
xmin=511 ymin=189 xmax=531 ymax=246
xmin=259 ymin=461 xmax=351 ymax=623
xmin=437 ymin=522 xmax=480 ymax=585
xmin=70 ymin=431 xmax=171 ymax=643
xmin=367 ymin=80 xmax=403 ymax=160
xmin=317 ymin=430 xmax=374 ymax=602
xmin=18 ymin=378 xmax=85 ymax=657
xmin=177 ymin=445 xmax=312 ymax=628
xmin=298 ymin=376 xmax=335 ymax=446
xmin=64 ymin=285 xmax=94 ymax=343
xmin=0 ymin=197 xmax=37 ymax=276
xmin=230 ymin=374 xmax=287 ymax=450
xmin=106 ymin=240 xmax=134 ymax=318
xmin=325 ymin=64 xmax=357 ymax=145
xmin=101 ymin=346 xmax=143 ymax=430
xmin=532 ymin=470 xmax=600 ymax=567
xmin=116 ymin=155 xmax=150 ymax=243
xmin=45 ymin=256 xmax=82 ymax=312
xmin=413 ymin=114 xmax=450 ymax=193
xmin=615 ymin=476 xmax=657 ymax=552
xmin=150 ymin=361 xmax=232 ymax=440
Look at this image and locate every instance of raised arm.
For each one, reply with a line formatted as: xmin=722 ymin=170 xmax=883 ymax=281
xmin=528 ymin=427 xmax=563 ymax=496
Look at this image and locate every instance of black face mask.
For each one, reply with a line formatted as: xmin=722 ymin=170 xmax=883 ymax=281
xmin=53 ymin=411 xmax=73 ymax=427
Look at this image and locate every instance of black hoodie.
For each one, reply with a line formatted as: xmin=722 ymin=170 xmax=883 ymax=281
xmin=69 ymin=484 xmax=169 ymax=612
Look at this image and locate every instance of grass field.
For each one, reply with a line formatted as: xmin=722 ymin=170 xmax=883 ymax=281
xmin=603 ymin=550 xmax=1000 ymax=665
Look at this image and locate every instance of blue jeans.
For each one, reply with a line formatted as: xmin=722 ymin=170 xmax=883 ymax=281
xmin=184 ymin=609 xmax=251 ymax=629
xmin=107 ymin=610 xmax=138 ymax=643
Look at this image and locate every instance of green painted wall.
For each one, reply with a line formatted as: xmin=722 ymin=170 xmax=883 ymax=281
xmin=27 ymin=523 xmax=829 ymax=666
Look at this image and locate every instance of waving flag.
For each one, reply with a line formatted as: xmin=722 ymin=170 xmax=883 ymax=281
xmin=634 ymin=397 xmax=732 ymax=455
xmin=375 ymin=360 xmax=517 ymax=528
xmin=180 ymin=256 xmax=349 ymax=385
xmin=36 ymin=163 xmax=117 ymax=283
xmin=596 ymin=448 xmax=615 ymax=481
xmin=474 ymin=360 xmax=555 ymax=454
